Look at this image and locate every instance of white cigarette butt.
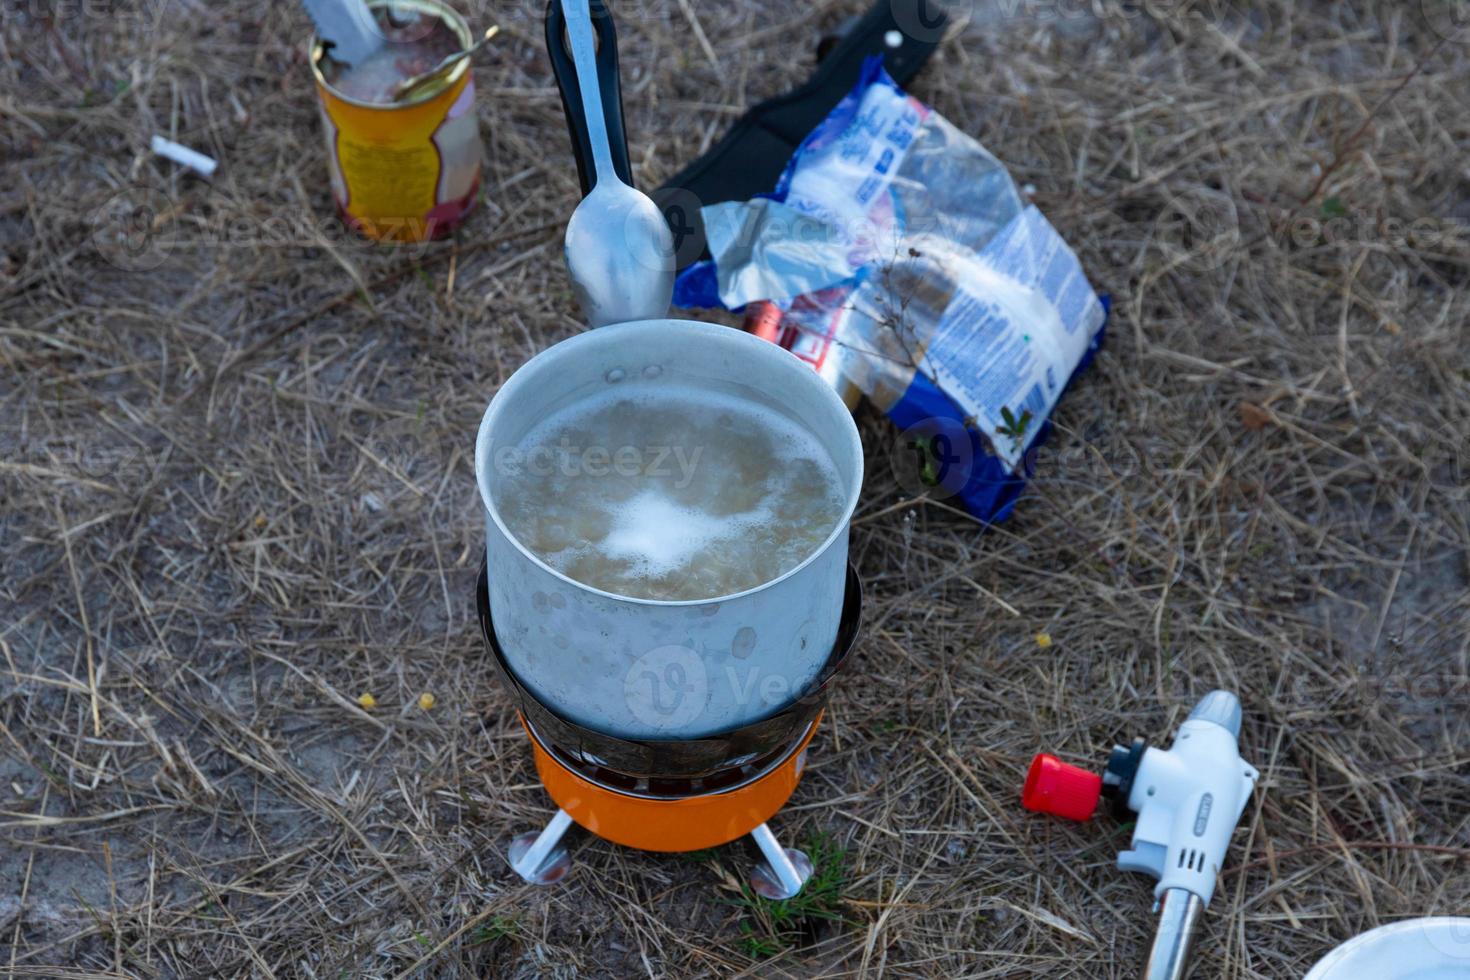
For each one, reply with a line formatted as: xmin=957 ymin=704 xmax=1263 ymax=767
xmin=150 ymin=135 xmax=218 ymax=178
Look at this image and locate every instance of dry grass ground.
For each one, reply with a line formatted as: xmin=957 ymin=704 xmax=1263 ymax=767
xmin=3 ymin=0 xmax=1469 ymax=976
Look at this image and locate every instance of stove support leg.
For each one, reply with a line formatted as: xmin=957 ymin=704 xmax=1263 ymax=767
xmin=748 ymin=822 xmax=813 ymax=900
xmin=508 ymin=808 xmax=573 ymax=885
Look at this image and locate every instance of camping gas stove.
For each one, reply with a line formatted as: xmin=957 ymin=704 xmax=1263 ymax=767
xmin=477 ymin=562 xmax=862 ymax=898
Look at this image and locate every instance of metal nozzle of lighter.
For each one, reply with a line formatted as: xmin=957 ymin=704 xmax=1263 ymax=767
xmin=1145 ymin=888 xmax=1204 ymax=980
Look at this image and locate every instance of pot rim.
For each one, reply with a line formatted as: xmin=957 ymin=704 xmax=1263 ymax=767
xmin=475 ymin=318 xmax=864 ymax=607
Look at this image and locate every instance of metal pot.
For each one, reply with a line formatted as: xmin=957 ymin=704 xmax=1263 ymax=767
xmin=474 ymin=318 xmax=863 ymax=739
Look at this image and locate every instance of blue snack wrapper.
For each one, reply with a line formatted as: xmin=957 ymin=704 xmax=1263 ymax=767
xmin=675 ymin=59 xmax=1108 ymax=524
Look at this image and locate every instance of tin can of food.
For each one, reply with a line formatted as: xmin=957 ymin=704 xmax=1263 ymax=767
xmin=309 ymin=0 xmax=483 ymax=242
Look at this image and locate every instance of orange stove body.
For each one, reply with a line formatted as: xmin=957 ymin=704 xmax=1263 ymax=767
xmin=524 ymin=714 xmax=821 ymax=853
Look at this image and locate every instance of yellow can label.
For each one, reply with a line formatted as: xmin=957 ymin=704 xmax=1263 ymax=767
xmin=314 ymin=69 xmax=481 ymax=241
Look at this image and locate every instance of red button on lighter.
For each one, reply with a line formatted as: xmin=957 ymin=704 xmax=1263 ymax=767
xmin=1022 ymin=753 xmax=1102 ymax=822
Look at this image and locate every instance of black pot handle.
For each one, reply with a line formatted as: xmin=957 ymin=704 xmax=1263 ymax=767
xmin=545 ymin=0 xmax=635 ymax=197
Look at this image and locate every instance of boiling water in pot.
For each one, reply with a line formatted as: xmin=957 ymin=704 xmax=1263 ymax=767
xmin=496 ymin=382 xmax=847 ymax=601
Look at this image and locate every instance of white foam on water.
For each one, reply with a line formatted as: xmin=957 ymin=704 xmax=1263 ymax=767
xmin=494 ymin=381 xmax=846 ymax=601
xmin=599 ymin=490 xmax=772 ymax=581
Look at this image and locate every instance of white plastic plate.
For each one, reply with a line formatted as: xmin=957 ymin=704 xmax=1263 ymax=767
xmin=1304 ymin=918 xmax=1470 ymax=979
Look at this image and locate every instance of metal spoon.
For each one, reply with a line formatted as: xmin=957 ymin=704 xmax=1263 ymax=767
xmin=391 ymin=25 xmax=499 ymax=102
xmin=561 ymin=0 xmax=674 ymax=327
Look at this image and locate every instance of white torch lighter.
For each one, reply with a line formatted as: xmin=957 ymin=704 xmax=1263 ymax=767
xmin=1023 ymin=691 xmax=1260 ymax=980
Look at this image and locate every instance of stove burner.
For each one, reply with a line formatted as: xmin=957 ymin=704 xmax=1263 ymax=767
xmin=476 ymin=560 xmax=864 ymax=899
xmin=525 ymin=713 xmax=817 ymax=801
